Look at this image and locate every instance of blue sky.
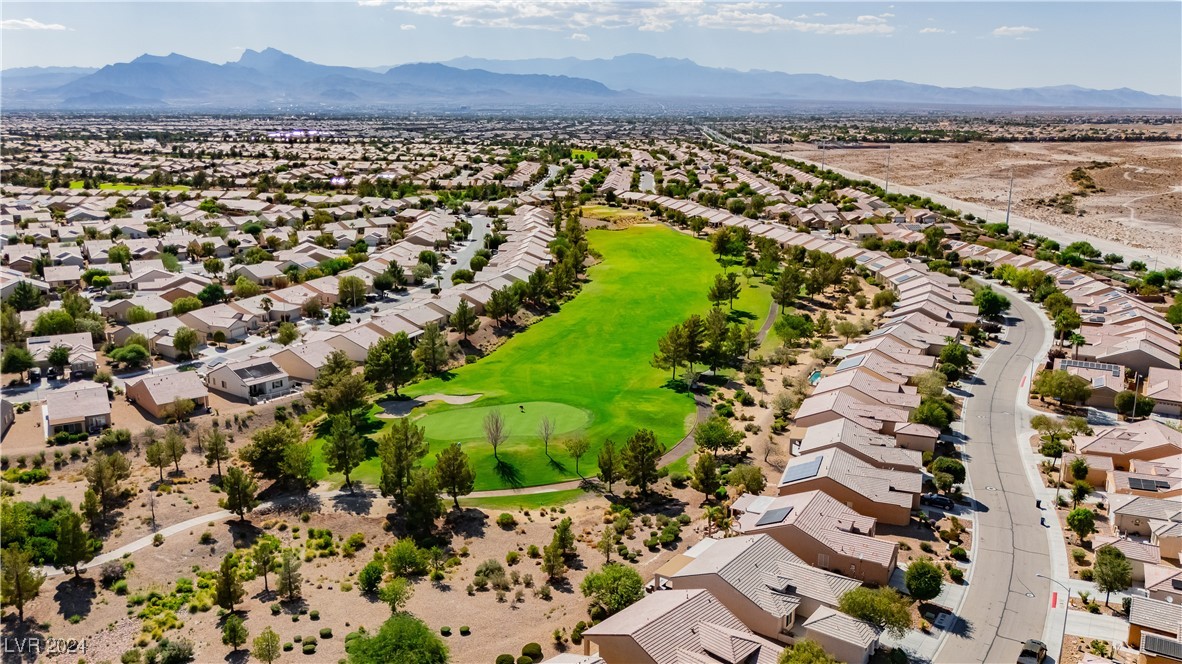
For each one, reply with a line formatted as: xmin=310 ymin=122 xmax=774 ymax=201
xmin=3 ymin=1 xmax=1180 ymax=96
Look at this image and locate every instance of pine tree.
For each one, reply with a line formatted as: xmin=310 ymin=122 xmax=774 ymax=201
xmin=218 ymin=466 xmax=259 ymax=521
xmin=222 ymin=614 xmax=249 ymax=651
xmin=597 ymin=439 xmax=619 ymax=495
xmin=1 ymin=546 xmax=45 ymax=624
xmin=203 ymin=428 xmax=230 ymax=477
xmin=214 ymin=553 xmax=244 ymax=612
xmin=324 ymin=415 xmax=364 ymax=492
xmin=413 ymin=322 xmax=449 ymax=373
xmin=54 ymin=509 xmax=93 ymax=576
xmin=276 ymin=549 xmax=302 ymax=601
xmin=252 ymin=539 xmax=277 ymax=593
xmin=434 ymin=442 xmax=475 ymax=509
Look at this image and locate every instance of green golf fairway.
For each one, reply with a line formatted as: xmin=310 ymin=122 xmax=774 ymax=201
xmin=414 ymin=401 xmax=592 ymax=441
xmin=311 ymin=224 xmax=771 ymax=491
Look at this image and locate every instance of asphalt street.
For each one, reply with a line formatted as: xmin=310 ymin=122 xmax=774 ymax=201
xmin=935 ymin=291 xmax=1052 ymax=663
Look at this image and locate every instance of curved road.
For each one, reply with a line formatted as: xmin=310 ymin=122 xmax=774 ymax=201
xmin=935 ymin=287 xmax=1052 ymax=663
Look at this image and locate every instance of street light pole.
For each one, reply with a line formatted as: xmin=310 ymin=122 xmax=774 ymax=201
xmin=1036 ymin=573 xmax=1069 ymax=660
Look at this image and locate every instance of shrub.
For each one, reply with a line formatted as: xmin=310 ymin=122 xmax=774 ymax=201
xmin=526 ymin=544 xmax=540 ymax=558
xmin=310 ymin=610 xmax=320 ymax=620
xmin=1072 ymin=549 xmax=1087 ymax=564
xmin=359 ymin=561 xmax=384 ymax=593
xmin=496 ymin=655 xmax=516 ymax=664
xmin=522 ymin=642 xmax=543 ymax=662
xmin=919 ymin=542 xmax=935 ymax=554
xmin=283 ymin=643 xmax=293 ymax=652
xmin=198 ymin=531 xmax=214 ymax=545
xmin=271 ymin=604 xmax=281 ymax=615
xmin=440 ymin=626 xmax=451 ymax=636
xmin=112 ymin=579 xmax=129 ymax=595
xmin=1080 ymin=569 xmax=1094 ymax=581
xmin=152 ymin=533 xmax=165 ymax=547
xmin=1122 ymin=597 xmax=1132 ymax=615
xmin=949 ymin=567 xmax=964 ymax=583
xmin=506 ymin=551 xmax=520 ymax=566
xmin=302 ymin=643 xmax=316 ymax=654
xmin=319 ymin=628 xmax=332 ymax=639
xmin=497 ymin=513 xmax=516 ymax=529
xmin=950 ymin=546 xmax=968 ymax=560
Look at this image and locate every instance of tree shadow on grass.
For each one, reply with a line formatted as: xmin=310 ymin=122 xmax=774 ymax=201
xmin=660 ymin=378 xmax=692 ymax=393
xmin=727 ymin=309 xmax=758 ymax=323
xmin=546 ymin=456 xmax=569 ymax=474
xmin=54 ymin=575 xmax=95 ymax=620
xmin=493 ymin=460 xmax=524 ymax=489
xmin=228 ymin=519 xmax=263 ymax=548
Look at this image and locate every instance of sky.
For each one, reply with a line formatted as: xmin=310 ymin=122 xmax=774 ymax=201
xmin=2 ymin=1 xmax=1180 ymax=96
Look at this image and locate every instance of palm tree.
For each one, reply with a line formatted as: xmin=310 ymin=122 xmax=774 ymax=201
xmin=260 ymin=297 xmax=273 ymax=337
xmin=1069 ymin=333 xmax=1087 ymax=360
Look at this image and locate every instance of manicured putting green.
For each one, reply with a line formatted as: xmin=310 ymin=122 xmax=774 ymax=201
xmin=414 ymin=401 xmax=592 ymax=442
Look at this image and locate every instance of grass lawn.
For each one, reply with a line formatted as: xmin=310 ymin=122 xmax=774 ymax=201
xmin=458 ymin=488 xmax=587 ymax=511
xmin=310 ymin=225 xmax=772 ymax=491
xmin=571 ymin=149 xmax=599 ymax=160
xmin=68 ymin=180 xmax=189 ymax=191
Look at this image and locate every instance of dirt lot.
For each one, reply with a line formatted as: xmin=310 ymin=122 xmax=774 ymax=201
xmin=1060 ymin=635 xmax=1134 ymax=664
xmin=773 ymin=141 xmax=1182 ymax=260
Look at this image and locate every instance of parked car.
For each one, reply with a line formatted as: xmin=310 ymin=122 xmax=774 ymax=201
xmin=920 ymin=493 xmax=955 ymax=510
xmin=1017 ymin=639 xmax=1047 ymax=664
xmin=46 ymin=367 xmax=58 ymax=379
xmin=28 ymin=368 xmax=41 ymax=381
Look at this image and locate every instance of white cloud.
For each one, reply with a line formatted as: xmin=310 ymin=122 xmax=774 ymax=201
xmin=992 ymin=25 xmax=1039 ymax=38
xmin=570 ymin=32 xmax=589 ymax=41
xmin=699 ymin=6 xmax=894 ymax=35
xmin=1 ymin=17 xmax=69 ymax=31
xmin=400 ymin=23 xmax=416 ymax=30
xmin=919 ymin=27 xmax=946 ymax=34
xmin=376 ymin=1 xmax=888 ymax=35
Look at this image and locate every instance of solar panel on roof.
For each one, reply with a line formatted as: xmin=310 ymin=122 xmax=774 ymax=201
xmin=782 ymin=457 xmax=823 ymax=484
xmin=755 ymin=506 xmax=794 ymax=527
xmin=1129 ymin=477 xmax=1160 ymax=492
xmin=1143 ymin=634 xmax=1182 ymax=661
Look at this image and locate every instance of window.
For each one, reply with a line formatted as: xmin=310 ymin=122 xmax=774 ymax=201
xmin=817 ymin=553 xmax=830 ymax=568
xmin=221 ymin=381 xmax=226 ymax=388
xmin=272 ymin=380 xmax=284 ymax=388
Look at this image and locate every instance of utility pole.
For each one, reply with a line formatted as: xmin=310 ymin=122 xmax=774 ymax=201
xmin=1005 ymin=169 xmax=1014 ymax=228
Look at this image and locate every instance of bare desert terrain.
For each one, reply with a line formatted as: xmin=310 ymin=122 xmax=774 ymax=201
xmin=770 ymin=141 xmax=1182 ymax=261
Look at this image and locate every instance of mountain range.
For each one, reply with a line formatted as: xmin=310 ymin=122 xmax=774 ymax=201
xmin=3 ymin=48 xmax=1178 ymax=111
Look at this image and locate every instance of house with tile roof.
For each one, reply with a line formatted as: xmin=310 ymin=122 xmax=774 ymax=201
xmin=775 ymin=449 xmax=922 ymax=526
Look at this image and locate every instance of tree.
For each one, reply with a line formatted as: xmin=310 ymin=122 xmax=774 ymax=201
xmin=772 ymin=268 xmax=803 ymax=309
xmin=726 ymin=464 xmax=766 ymax=495
xmin=1 ymin=546 xmax=45 ymax=624
xmin=1072 ymin=480 xmax=1092 ymax=507
xmin=904 ymin=557 xmax=944 ymax=601
xmin=1069 ymin=456 xmax=1090 ymax=482
xmin=691 ymin=453 xmax=721 ymax=500
xmin=308 ymin=350 xmax=370 ymax=422
xmin=32 ymin=310 xmax=75 ymax=336
xmin=54 ymin=509 xmax=93 ymax=577
xmin=834 ymin=320 xmax=861 ymax=344
xmin=324 ymin=415 xmax=365 ymax=492
xmin=1033 ymin=369 xmax=1093 ymax=405
xmin=85 ymin=452 xmax=131 ymax=522
xmin=837 ymin=587 xmax=912 ymax=639
xmin=338 ymin=275 xmax=368 ymax=308
xmin=1093 ymin=546 xmax=1132 ymax=607
xmin=7 ymin=280 xmax=45 ymax=311
xmin=1114 ymin=391 xmax=1155 ymax=419
xmin=414 ymin=322 xmax=449 ymax=373
xmin=912 ymin=398 xmax=954 ymax=429
xmin=203 ymin=257 xmax=225 ymax=278
xmin=378 ymin=417 xmax=429 ymax=505
xmin=109 ymin=343 xmax=150 ymax=368
xmin=403 ymin=468 xmax=443 ymax=534
xmin=552 ymin=517 xmax=576 ymax=557
xmin=197 ymin=284 xmax=227 ymax=307
xmin=651 ymin=323 xmax=689 ymax=379
xmin=161 ymin=427 xmax=187 ymax=474
xmin=695 ymin=414 xmax=743 ymax=457
xmin=1054 ymin=309 xmax=1083 ymax=343
xmin=173 ymin=326 xmax=199 ymax=359
xmin=46 ymin=344 xmax=71 ymax=377
xmin=973 ymin=288 xmax=1011 ymax=318
xmin=345 ymin=614 xmax=449 ymax=664
xmin=222 ymin=613 xmax=249 ymax=652
xmin=214 ymin=553 xmax=245 ymax=612
xmin=538 ymin=416 xmax=556 ymax=458
xmin=580 ymin=564 xmax=645 ymax=617
xmin=240 ymin=421 xmax=303 ymax=480
xmin=597 ymin=439 xmax=619 ymax=494
xmin=541 ymin=543 xmax=566 ymax=581
xmin=485 ymin=286 xmax=519 ymax=326
xmin=203 ymin=428 xmax=230 ymax=477
xmin=434 ymin=442 xmax=475 ymax=509
xmin=277 ymin=321 xmax=299 ymax=345
xmin=930 ymin=457 xmax=966 ymax=484
xmin=1066 ymin=507 xmax=1096 ymax=544
xmin=449 ymin=299 xmax=480 ymax=340
xmin=364 ymin=332 xmax=416 ymax=395
xmin=252 ymin=627 xmax=281 ymax=664
xmin=621 ymin=429 xmax=664 ymax=495
xmin=232 ymin=276 xmax=262 ymax=300
xmin=219 ymin=466 xmax=260 ymax=520
xmin=1 ymin=345 xmax=34 ymax=380
xmin=484 ymin=410 xmax=508 ymax=462
xmin=276 ymin=548 xmax=302 ymax=601
xmin=778 ymin=639 xmax=838 ymax=664
xmin=380 ymin=576 xmax=414 ymax=613
xmin=252 ymin=538 xmax=277 ymax=593
xmin=564 ymin=436 xmax=591 ymax=476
